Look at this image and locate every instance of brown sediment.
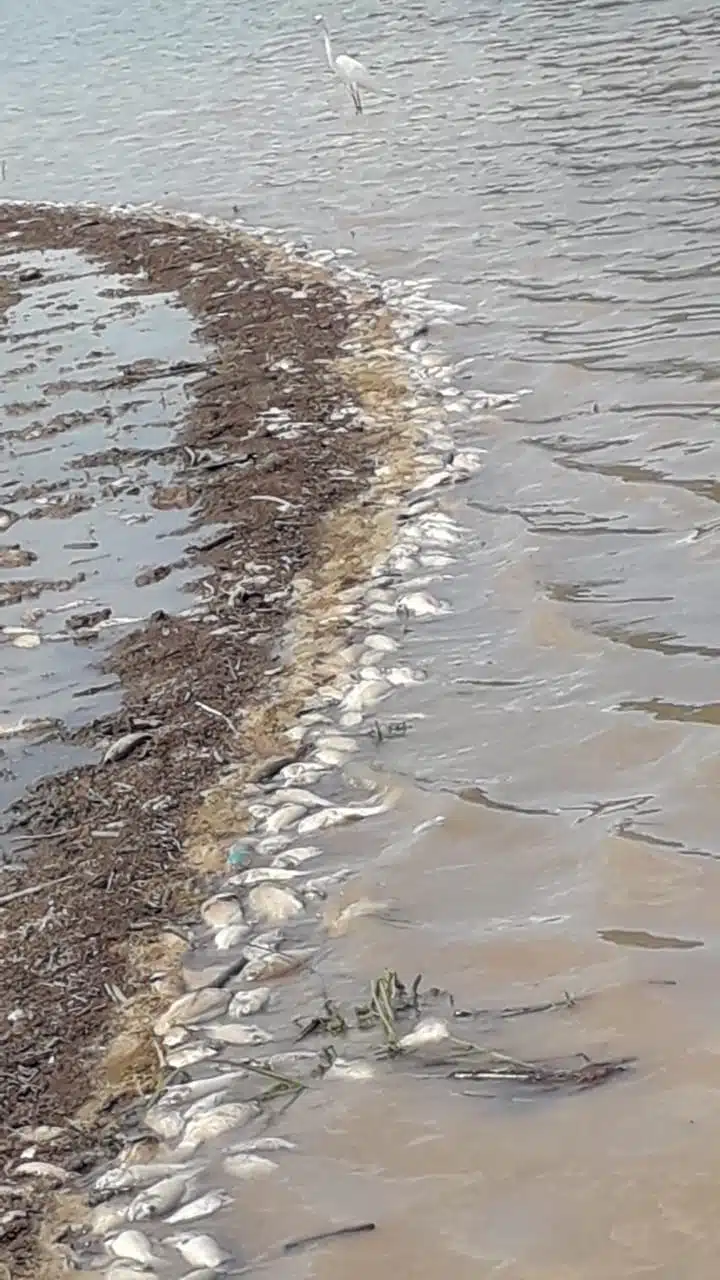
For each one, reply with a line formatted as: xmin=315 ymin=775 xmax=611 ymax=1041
xmin=0 ymin=203 xmax=418 ymax=1275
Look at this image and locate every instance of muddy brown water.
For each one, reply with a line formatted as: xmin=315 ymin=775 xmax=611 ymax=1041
xmin=3 ymin=0 xmax=720 ymax=1275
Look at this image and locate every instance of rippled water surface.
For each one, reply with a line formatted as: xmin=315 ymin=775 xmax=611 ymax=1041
xmin=3 ymin=0 xmax=720 ymax=1274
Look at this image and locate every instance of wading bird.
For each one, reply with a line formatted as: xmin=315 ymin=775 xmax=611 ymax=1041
xmin=314 ymin=14 xmax=387 ymax=114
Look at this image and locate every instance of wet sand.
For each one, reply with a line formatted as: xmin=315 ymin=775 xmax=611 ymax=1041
xmin=0 ymin=203 xmax=416 ymax=1275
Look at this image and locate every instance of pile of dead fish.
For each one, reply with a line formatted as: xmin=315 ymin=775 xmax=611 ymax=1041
xmin=15 ymin=213 xmax=509 ymax=1277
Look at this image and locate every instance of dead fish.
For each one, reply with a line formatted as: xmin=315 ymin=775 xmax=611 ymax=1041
xmin=341 ymin=678 xmax=389 ymax=713
xmin=213 ymin=922 xmax=250 ymax=950
xmin=163 ymin=1071 xmax=247 ymax=1108
xmin=162 ymin=1025 xmax=189 ymax=1048
xmin=183 ymin=1089 xmax=230 ymax=1121
xmin=271 ymin=845 xmax=323 ymax=869
xmin=90 ymin=1203 xmax=128 ymax=1235
xmin=419 ymin=551 xmax=454 ymax=568
xmin=255 ymin=834 xmax=291 ymax=855
xmin=202 ymin=1023 xmax=272 ymax=1046
xmin=278 ymin=762 xmax=325 ymax=785
xmin=241 ymin=947 xmax=315 ymax=984
xmin=13 ymin=1159 xmax=69 ymax=1184
xmin=325 ymin=898 xmax=393 ymax=936
xmin=17 ymin=1124 xmax=65 ymax=1144
xmin=265 ymin=786 xmax=330 ymax=810
xmin=262 ymin=802 xmax=306 ymax=833
xmin=398 ymin=1018 xmax=451 ymax=1051
xmin=362 ymin=633 xmax=398 ymax=653
xmin=166 ymin=1042 xmax=219 ymax=1071
xmin=386 ymin=665 xmax=425 ymax=686
xmin=154 ymin=989 xmax=229 ymax=1038
xmin=167 ymin=1232 xmax=231 ymax=1269
xmin=267 ymin=1050 xmax=321 ymax=1078
xmin=245 ymin=884 xmax=305 ymax=924
xmin=302 ymin=870 xmax=352 ymax=900
xmin=102 ymin=731 xmax=150 ymax=766
xmin=107 ymin=1228 xmax=155 ymax=1266
xmin=166 ymin=1189 xmax=230 ymax=1224
xmin=128 ymin=1172 xmax=192 ymax=1222
xmin=235 ymin=865 xmax=304 ymax=888
xmin=227 ymin=987 xmax=270 ymax=1017
xmin=95 ymin=1162 xmax=197 ymax=1194
xmin=200 ymin=894 xmax=244 ymax=930
xmin=313 ymin=746 xmax=348 ymax=767
xmin=325 ymin=1057 xmax=377 ymax=1081
xmin=297 ymin=800 xmax=386 ymax=834
xmin=241 ymin=929 xmax=284 ymax=960
xmin=145 ymin=1102 xmax=185 ymax=1142
xmin=397 ymin=591 xmax=448 ymax=618
xmin=223 ymin=1152 xmax=278 ymax=1180
xmin=230 ymin=1137 xmax=296 ymax=1153
xmin=177 ymin=1103 xmax=258 ymax=1153
xmin=105 ymin=1266 xmax=155 ymax=1280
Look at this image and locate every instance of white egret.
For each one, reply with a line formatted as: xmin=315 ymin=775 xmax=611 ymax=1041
xmin=314 ymin=14 xmax=388 ymax=114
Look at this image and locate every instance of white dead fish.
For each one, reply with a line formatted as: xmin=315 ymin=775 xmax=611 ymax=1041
xmin=315 ymin=732 xmax=359 ymax=754
xmin=183 ymin=1089 xmax=231 ymax=1121
xmin=241 ymin=928 xmax=284 ymax=961
xmin=166 ymin=1190 xmax=230 ymax=1224
xmin=245 ymin=884 xmax=305 ymax=924
xmin=268 ymin=1050 xmax=321 ymax=1078
xmin=235 ymin=865 xmax=304 ymax=887
xmin=313 ymin=746 xmax=348 ymax=767
xmin=297 ymin=797 xmax=388 ymax=834
xmin=202 ymin=1022 xmax=272 ymax=1046
xmin=128 ymin=1172 xmax=192 ymax=1222
xmin=162 ymin=1025 xmax=189 ymax=1048
xmin=451 ymin=448 xmax=485 ymax=473
xmin=223 ymin=1152 xmax=278 ymax=1180
xmin=325 ymin=898 xmax=393 ymax=936
xmin=10 ymin=630 xmax=41 ymax=649
xmin=154 ymin=989 xmax=229 ymax=1038
xmin=95 ymin=1162 xmax=196 ymax=1194
xmin=107 ymin=1228 xmax=155 ymax=1266
xmin=419 ymin=551 xmax=454 ymax=568
xmin=166 ymin=1042 xmax=219 ymax=1071
xmin=325 ymin=1057 xmax=377 ymax=1081
xmin=105 ymin=1266 xmax=155 ymax=1280
xmin=177 ymin=1103 xmax=258 ymax=1153
xmin=265 ymin=786 xmax=329 ymax=810
xmin=242 ymin=947 xmax=312 ymax=983
xmin=302 ymin=870 xmax=352 ymax=900
xmin=397 ymin=591 xmax=448 ymax=618
xmin=90 ymin=1202 xmax=128 ymax=1235
xmin=278 ymin=762 xmax=325 ymax=785
xmin=145 ymin=1102 xmax=185 ymax=1141
xmin=398 ymin=1018 xmax=451 ymax=1051
xmin=263 ymin=802 xmax=306 ymax=833
xmin=200 ymin=894 xmax=244 ymax=930
xmin=386 ymin=665 xmax=425 ymax=686
xmin=213 ymin=922 xmax=250 ymax=950
xmin=255 ymin=833 xmax=291 ymax=855
xmin=17 ymin=1124 xmax=65 ymax=1144
xmin=230 ymin=1137 xmax=296 ymax=1153
xmin=167 ymin=1232 xmax=231 ymax=1269
xmin=228 ymin=987 xmax=270 ymax=1017
xmin=362 ymin=633 xmax=398 ymax=654
xmin=341 ymin=678 xmax=389 ymax=713
xmin=241 ymin=947 xmax=315 ymax=984
xmin=163 ymin=1071 xmax=247 ymax=1108
xmin=271 ymin=845 xmax=323 ymax=869
xmin=14 ymin=1159 xmax=69 ymax=1184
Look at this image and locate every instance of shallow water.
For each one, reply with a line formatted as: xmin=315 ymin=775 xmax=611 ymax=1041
xmin=3 ymin=0 xmax=720 ymax=1274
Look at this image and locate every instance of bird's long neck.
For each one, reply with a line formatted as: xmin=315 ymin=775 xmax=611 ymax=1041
xmin=320 ymin=25 xmax=334 ymax=69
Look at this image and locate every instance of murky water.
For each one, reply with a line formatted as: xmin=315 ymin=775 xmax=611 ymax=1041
xmin=3 ymin=0 xmax=720 ymax=1274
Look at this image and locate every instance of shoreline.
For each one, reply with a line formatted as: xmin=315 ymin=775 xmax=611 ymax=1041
xmin=0 ymin=201 xmax=434 ymax=1275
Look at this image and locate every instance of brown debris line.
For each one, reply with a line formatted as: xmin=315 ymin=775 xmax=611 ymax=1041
xmin=0 ymin=203 xmax=404 ymax=1275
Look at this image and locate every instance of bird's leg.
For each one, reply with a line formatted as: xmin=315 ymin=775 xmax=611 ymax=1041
xmin=354 ymin=86 xmax=363 ymax=114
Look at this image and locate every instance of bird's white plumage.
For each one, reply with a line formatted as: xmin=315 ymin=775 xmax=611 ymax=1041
xmin=314 ymin=14 xmax=386 ymax=113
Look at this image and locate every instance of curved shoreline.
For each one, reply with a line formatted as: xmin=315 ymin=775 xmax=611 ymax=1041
xmin=0 ymin=200 xmax=460 ymax=1275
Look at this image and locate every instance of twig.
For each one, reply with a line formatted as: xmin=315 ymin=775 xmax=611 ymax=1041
xmin=195 ymin=700 xmax=239 ymax=735
xmin=0 ymin=874 xmax=73 ymax=908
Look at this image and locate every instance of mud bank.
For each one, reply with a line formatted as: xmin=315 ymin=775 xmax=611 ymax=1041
xmin=0 ymin=202 xmax=419 ymax=1274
